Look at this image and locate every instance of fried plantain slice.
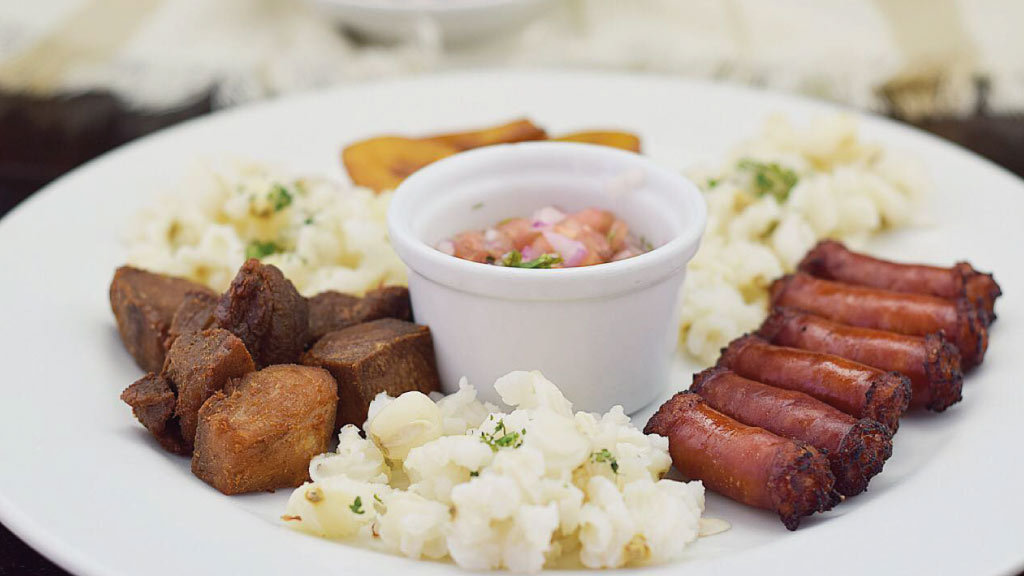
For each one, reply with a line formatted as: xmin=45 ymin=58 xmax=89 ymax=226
xmin=423 ymin=119 xmax=548 ymax=151
xmin=342 ymin=136 xmax=458 ymax=193
xmin=554 ymin=131 xmax=642 ymax=153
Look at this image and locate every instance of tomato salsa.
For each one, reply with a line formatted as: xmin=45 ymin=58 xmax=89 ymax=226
xmin=438 ymin=206 xmax=653 ymax=268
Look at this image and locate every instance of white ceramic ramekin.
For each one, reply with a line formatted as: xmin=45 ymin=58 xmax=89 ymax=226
xmin=387 ymin=142 xmax=707 ymax=414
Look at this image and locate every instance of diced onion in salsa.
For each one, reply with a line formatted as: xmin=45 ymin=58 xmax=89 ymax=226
xmin=440 ymin=206 xmax=652 ymax=268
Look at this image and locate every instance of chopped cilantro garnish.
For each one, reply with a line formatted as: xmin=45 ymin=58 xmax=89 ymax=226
xmin=349 ymin=496 xmax=365 ymax=515
xmin=471 ymin=202 xmax=484 ymax=210
xmin=494 ymin=433 xmax=521 ymax=448
xmin=373 ymin=493 xmax=383 ymax=504
xmin=737 ymin=159 xmax=798 ymax=202
xmin=591 ymin=449 xmax=619 ymax=474
xmin=706 ymin=177 xmax=720 ymax=189
xmin=245 ymin=240 xmax=281 ymax=260
xmin=268 ymin=184 xmax=293 ymax=212
xmin=303 ymin=216 xmax=314 ymax=225
xmin=639 ymin=236 xmax=654 ymax=252
xmin=480 ymin=419 xmax=525 ymax=452
xmin=501 ymin=251 xmax=522 ymax=266
xmin=500 ymin=250 xmax=562 ymax=269
xmin=520 ymin=254 xmax=562 ymax=268
xmin=470 ymin=470 xmax=480 ymax=477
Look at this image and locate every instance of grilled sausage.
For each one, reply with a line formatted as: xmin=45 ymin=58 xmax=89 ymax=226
xmin=717 ymin=335 xmax=910 ymax=432
xmin=691 ymin=368 xmax=893 ymax=496
xmin=759 ymin=307 xmax=963 ymax=411
xmin=644 ymin=392 xmax=839 ymax=530
xmin=798 ymin=240 xmax=1001 ymax=322
xmin=770 ymin=273 xmax=988 ymax=368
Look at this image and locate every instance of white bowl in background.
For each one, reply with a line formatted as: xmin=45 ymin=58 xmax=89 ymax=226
xmin=308 ymin=0 xmax=557 ymax=44
xmin=388 ymin=142 xmax=707 ymax=413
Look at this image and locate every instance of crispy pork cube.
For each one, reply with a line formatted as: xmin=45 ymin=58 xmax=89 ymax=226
xmin=306 ymin=286 xmax=413 ymax=344
xmin=191 ymin=365 xmax=338 ymax=495
xmin=307 ymin=291 xmax=361 ymax=344
xmin=358 ymin=285 xmax=413 ymax=323
xmin=215 ymin=259 xmax=309 ymax=368
xmin=302 ymin=319 xmax=440 ymax=427
xmin=109 ymin=266 xmax=214 ymax=372
xmin=164 ymin=328 xmax=255 ymax=449
xmin=120 ymin=373 xmax=187 ymax=455
xmin=166 ymin=290 xmax=219 ymax=349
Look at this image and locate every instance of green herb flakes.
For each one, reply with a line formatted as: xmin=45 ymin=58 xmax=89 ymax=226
xmin=480 ymin=419 xmax=525 ymax=452
xmin=501 ymin=251 xmax=522 ymax=266
xmin=591 ymin=449 xmax=619 ymax=474
xmin=245 ymin=240 xmax=281 ymax=260
xmin=500 ymin=250 xmax=562 ymax=269
xmin=268 ymin=184 xmax=293 ymax=212
xmin=737 ymin=159 xmax=798 ymax=202
xmin=349 ymin=496 xmax=365 ymax=515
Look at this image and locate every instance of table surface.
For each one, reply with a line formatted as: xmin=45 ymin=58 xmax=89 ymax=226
xmin=0 ymin=89 xmax=1021 ymax=576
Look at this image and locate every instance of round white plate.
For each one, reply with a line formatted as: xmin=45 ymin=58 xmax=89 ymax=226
xmin=0 ymin=71 xmax=1021 ymax=576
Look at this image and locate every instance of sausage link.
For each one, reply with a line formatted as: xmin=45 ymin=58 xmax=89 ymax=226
xmin=798 ymin=240 xmax=1001 ymax=323
xmin=770 ymin=273 xmax=988 ymax=368
xmin=691 ymin=368 xmax=893 ymax=497
xmin=759 ymin=307 xmax=963 ymax=411
xmin=717 ymin=334 xmax=910 ymax=431
xmin=644 ymin=392 xmax=839 ymax=530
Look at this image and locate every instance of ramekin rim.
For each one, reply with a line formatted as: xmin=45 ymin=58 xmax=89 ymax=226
xmin=386 ymin=141 xmax=707 ymax=293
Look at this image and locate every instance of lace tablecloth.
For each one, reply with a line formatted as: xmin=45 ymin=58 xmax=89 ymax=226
xmin=1 ymin=0 xmax=1022 ymax=117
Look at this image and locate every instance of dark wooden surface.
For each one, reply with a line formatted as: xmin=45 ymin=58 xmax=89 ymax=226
xmin=0 ymin=91 xmax=213 ymax=218
xmin=0 ymin=89 xmax=1021 ymax=576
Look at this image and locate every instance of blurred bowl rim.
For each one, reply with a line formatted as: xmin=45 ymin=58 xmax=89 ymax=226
xmin=312 ymin=0 xmax=553 ymax=15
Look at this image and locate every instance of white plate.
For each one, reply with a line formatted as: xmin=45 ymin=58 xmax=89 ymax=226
xmin=0 ymin=71 xmax=1021 ymax=576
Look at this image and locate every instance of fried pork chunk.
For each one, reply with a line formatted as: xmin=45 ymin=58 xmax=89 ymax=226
xmin=120 ymin=373 xmax=187 ymax=454
xmin=164 ymin=328 xmax=256 ymax=449
xmin=306 ymin=291 xmax=359 ymax=344
xmin=215 ymin=259 xmax=309 ymax=368
xmin=192 ymin=365 xmax=338 ymax=495
xmin=109 ymin=266 xmax=215 ymax=372
xmin=302 ymin=319 xmax=441 ymax=428
xmin=360 ymin=285 xmax=413 ymax=322
xmin=166 ymin=290 xmax=219 ymax=348
xmin=307 ymin=286 xmax=413 ymax=344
